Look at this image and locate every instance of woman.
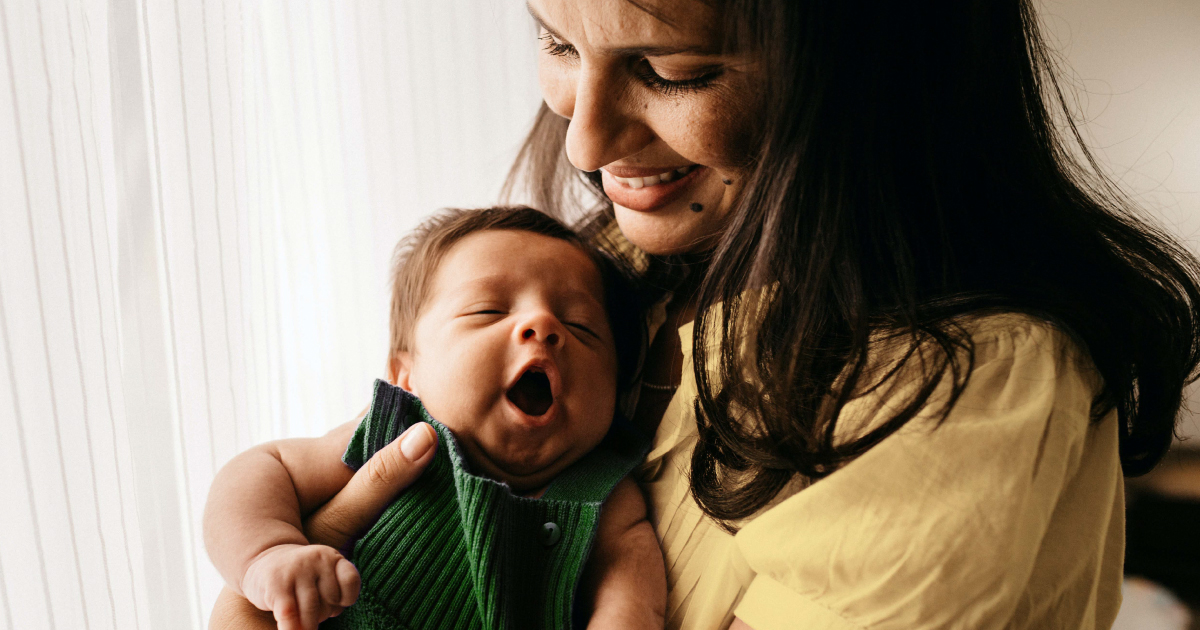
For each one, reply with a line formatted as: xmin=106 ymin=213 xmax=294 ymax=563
xmin=214 ymin=0 xmax=1200 ymax=628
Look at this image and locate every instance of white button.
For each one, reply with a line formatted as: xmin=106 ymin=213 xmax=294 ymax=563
xmin=541 ymin=522 xmax=561 ymax=547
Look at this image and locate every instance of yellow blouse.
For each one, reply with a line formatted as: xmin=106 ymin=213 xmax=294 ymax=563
xmin=636 ymin=314 xmax=1124 ymax=629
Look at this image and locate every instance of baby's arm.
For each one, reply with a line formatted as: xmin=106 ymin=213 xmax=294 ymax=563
xmin=203 ymin=418 xmax=362 ymax=629
xmin=581 ymin=477 xmax=667 ymax=629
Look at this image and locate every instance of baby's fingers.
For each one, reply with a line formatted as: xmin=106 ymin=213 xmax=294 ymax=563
xmin=296 ymin=578 xmax=325 ymax=629
xmin=335 ymin=558 xmax=360 ymax=607
xmin=271 ymin=592 xmax=304 ymax=630
xmin=315 ymin=556 xmax=358 ymax=611
xmin=315 ymin=559 xmax=342 ymax=610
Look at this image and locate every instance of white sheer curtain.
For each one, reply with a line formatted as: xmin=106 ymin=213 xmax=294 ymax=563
xmin=2 ymin=0 xmax=1198 ymax=629
xmin=1 ymin=0 xmax=539 ymax=628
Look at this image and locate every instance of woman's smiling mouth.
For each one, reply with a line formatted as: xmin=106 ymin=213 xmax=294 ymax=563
xmin=601 ymin=165 xmax=706 ymax=212
xmin=605 ymin=164 xmax=697 ymax=188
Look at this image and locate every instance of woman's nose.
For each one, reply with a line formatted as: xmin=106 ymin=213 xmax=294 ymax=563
xmin=562 ymin=65 xmax=656 ymax=173
xmin=515 ymin=311 xmax=565 ymax=349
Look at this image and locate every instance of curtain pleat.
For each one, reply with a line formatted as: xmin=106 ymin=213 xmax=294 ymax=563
xmin=1 ymin=0 xmax=541 ymax=627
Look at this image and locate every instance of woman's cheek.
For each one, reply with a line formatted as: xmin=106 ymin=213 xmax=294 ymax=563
xmin=657 ymin=97 xmax=755 ymax=172
xmin=710 ymin=106 xmax=758 ymax=168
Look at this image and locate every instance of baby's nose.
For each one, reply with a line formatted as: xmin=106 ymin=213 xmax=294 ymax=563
xmin=517 ymin=313 xmax=564 ymax=348
xmin=522 ymin=327 xmax=560 ymax=346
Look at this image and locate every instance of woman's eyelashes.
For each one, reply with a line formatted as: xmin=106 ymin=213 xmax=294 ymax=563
xmin=538 ymin=31 xmax=576 ymax=59
xmin=633 ymin=62 xmax=722 ymax=96
xmin=538 ymin=30 xmax=721 ymax=96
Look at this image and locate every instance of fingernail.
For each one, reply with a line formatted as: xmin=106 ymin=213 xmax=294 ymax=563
xmin=400 ymin=424 xmax=434 ymax=460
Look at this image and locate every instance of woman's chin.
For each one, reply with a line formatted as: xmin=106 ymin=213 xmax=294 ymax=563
xmin=612 ymin=202 xmax=723 ymax=256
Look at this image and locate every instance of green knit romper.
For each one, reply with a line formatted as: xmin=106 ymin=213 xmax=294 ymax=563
xmin=322 ymin=380 xmax=649 ymax=630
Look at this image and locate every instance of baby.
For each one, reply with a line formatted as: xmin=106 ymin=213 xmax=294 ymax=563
xmin=204 ymin=207 xmax=666 ymax=630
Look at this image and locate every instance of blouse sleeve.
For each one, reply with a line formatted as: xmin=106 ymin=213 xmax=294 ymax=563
xmin=732 ymin=319 xmax=1108 ymax=630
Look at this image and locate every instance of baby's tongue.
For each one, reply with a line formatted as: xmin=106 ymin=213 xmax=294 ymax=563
xmin=507 ymin=370 xmax=553 ymax=416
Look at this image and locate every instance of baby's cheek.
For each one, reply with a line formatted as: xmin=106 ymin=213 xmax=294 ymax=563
xmin=581 ymin=385 xmax=617 ymax=447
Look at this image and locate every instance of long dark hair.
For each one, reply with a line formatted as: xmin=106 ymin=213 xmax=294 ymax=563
xmin=505 ymin=0 xmax=1200 ymax=529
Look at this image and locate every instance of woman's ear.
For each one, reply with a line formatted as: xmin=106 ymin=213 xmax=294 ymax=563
xmin=388 ymin=351 xmax=416 ymax=394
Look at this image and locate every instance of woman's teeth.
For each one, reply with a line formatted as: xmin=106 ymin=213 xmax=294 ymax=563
xmin=609 ymin=165 xmax=695 ymax=189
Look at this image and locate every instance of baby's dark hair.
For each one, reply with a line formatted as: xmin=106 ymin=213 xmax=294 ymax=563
xmin=389 ymin=206 xmax=642 ymax=390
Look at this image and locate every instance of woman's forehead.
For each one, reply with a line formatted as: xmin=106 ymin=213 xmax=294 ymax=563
xmin=528 ymin=0 xmax=721 ymax=52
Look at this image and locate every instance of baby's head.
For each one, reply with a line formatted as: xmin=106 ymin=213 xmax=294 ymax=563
xmin=387 ymin=207 xmax=638 ymax=492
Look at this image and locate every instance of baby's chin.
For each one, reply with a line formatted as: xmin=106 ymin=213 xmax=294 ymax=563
xmin=465 ymin=439 xmax=576 ymax=494
xmin=434 ymin=409 xmax=614 ymax=494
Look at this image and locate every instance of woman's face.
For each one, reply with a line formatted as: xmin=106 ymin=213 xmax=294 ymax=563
xmin=530 ymin=0 xmax=760 ymax=256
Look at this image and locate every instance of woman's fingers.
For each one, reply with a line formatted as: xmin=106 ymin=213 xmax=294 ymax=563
xmin=303 ymin=422 xmax=437 ymax=550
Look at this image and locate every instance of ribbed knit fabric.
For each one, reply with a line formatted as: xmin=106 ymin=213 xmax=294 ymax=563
xmin=322 ymin=380 xmax=649 ymax=630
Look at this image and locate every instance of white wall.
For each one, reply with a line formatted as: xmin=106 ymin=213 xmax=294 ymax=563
xmin=1045 ymin=0 xmax=1200 ymax=443
xmin=1 ymin=1 xmax=543 ymax=628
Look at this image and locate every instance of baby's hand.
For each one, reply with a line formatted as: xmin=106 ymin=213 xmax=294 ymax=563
xmin=241 ymin=544 xmax=360 ymax=630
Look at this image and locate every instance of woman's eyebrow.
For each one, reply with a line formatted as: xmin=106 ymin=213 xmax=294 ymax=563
xmin=525 ymin=2 xmax=721 ymax=57
xmin=526 ymin=3 xmax=566 ymax=42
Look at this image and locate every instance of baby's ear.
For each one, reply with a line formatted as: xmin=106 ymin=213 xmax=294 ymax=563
xmin=388 ymin=351 xmax=416 ymax=393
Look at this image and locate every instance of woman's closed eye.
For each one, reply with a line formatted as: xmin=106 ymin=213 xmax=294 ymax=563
xmin=634 ymin=61 xmax=723 ymax=96
xmin=538 ymin=29 xmax=722 ymax=96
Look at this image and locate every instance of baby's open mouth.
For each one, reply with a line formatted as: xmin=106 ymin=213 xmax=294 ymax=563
xmin=506 ymin=367 xmax=554 ymax=417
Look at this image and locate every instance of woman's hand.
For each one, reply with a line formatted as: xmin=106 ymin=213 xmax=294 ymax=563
xmin=208 ymin=423 xmax=438 ymax=630
xmin=303 ymin=422 xmax=437 ymax=550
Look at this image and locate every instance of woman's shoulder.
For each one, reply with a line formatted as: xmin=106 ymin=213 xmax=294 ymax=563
xmin=870 ymin=311 xmax=1101 ymax=390
xmin=953 ymin=311 xmax=1102 ymax=391
xmin=952 ymin=313 xmax=1104 ymax=430
xmin=959 ymin=311 xmax=1078 ymax=350
xmin=841 ymin=311 xmax=1105 ymax=442
xmin=734 ymin=312 xmax=1124 ymax=629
